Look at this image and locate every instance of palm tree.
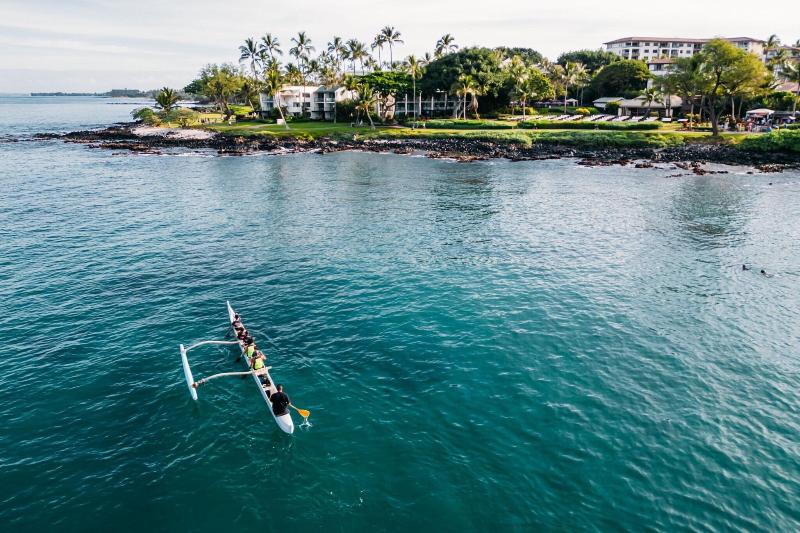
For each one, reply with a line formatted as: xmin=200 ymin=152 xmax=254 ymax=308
xmin=283 ymin=63 xmax=304 ymax=85
xmin=327 ymin=36 xmax=347 ymax=76
xmin=640 ymin=87 xmax=662 ymax=117
xmin=765 ymin=34 xmax=782 ymax=56
xmin=662 ymin=55 xmax=703 ymax=129
xmin=290 ymin=31 xmax=315 ymax=116
xmin=506 ymin=55 xmax=527 ymax=114
xmin=404 ymin=54 xmax=426 ymax=120
xmin=259 ymin=33 xmax=282 ymax=63
xmin=239 ymin=38 xmax=261 ymax=79
xmin=239 ymin=77 xmax=261 ymax=112
xmin=555 ymin=61 xmax=584 ymax=113
xmin=451 ymin=74 xmax=479 ymax=119
xmin=347 ymin=39 xmax=368 ymax=74
xmin=380 ymin=26 xmax=403 ymax=68
xmin=372 ymin=34 xmax=386 ymax=68
xmin=435 ymin=34 xmax=457 ymax=58
xmin=155 ymin=87 xmax=180 ymax=113
xmin=264 ymin=65 xmax=290 ymax=130
xmin=570 ymin=62 xmax=589 ymax=105
xmin=770 ymin=48 xmax=790 ymax=75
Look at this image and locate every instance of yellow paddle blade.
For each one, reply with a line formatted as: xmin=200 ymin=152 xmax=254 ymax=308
xmin=293 ymin=406 xmax=310 ymax=418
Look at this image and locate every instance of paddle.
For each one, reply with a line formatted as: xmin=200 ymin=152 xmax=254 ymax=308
xmin=290 ymin=404 xmax=310 ymax=418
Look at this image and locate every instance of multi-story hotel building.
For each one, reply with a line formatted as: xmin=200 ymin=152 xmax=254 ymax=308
xmin=603 ymin=37 xmax=765 ymax=62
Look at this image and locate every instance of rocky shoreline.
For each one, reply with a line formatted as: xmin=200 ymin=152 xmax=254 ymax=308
xmin=35 ymin=124 xmax=800 ymax=173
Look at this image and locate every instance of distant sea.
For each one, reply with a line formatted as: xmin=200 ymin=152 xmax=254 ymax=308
xmin=1 ymin=95 xmax=799 ymax=532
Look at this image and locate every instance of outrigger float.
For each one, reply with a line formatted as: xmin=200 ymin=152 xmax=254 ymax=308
xmin=179 ymin=301 xmax=307 ymax=434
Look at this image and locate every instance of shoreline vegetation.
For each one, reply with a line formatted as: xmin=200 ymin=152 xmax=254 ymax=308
xmin=32 ymin=27 xmax=800 ymax=169
xmin=42 ymin=121 xmax=800 ymax=172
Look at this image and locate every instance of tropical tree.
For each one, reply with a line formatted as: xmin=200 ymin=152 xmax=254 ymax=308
xmin=239 ymin=37 xmax=262 ymax=79
xmin=290 ymin=31 xmax=315 ymax=116
xmin=661 ymin=55 xmax=704 ymax=129
xmin=640 ymin=87 xmax=662 ymax=117
xmin=513 ymin=68 xmax=553 ymax=117
xmin=435 ymin=34 xmax=457 ymax=58
xmin=451 ymin=73 xmax=480 ymax=118
xmin=259 ymin=33 xmax=282 ymax=63
xmin=346 ymin=39 xmax=368 ymax=74
xmin=721 ymin=51 xmax=772 ymax=120
xmin=372 ymin=33 xmax=386 ymax=68
xmin=239 ymin=77 xmax=261 ymax=111
xmin=556 ymin=49 xmax=620 ymax=74
xmin=327 ymin=36 xmax=347 ymax=76
xmin=380 ymin=26 xmax=403 ymax=67
xmin=765 ymin=34 xmax=782 ymax=56
xmin=587 ymin=59 xmax=651 ymax=101
xmin=264 ymin=65 xmax=289 ymax=129
xmin=283 ymin=63 xmax=304 ymax=85
xmin=779 ymin=61 xmax=800 ymax=114
xmin=696 ymin=39 xmax=770 ymax=135
xmin=356 ymin=84 xmax=378 ymax=128
xmin=155 ymin=87 xmax=180 ymax=113
xmin=404 ymin=54 xmax=426 ymax=120
xmin=553 ymin=61 xmax=586 ymax=112
xmin=198 ymin=64 xmax=244 ymax=118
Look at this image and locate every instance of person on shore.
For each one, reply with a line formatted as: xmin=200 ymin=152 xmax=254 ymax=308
xmin=269 ymin=384 xmax=290 ymax=416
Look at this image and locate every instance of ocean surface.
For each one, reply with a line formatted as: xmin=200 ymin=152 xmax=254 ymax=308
xmin=1 ymin=96 xmax=799 ymax=532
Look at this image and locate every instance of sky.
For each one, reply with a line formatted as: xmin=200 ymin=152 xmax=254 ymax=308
xmin=1 ymin=0 xmax=799 ymax=93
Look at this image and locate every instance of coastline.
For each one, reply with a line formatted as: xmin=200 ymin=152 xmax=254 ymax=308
xmin=36 ymin=123 xmax=800 ymax=172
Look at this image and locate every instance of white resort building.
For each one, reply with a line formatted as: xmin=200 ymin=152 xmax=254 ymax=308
xmin=259 ymin=85 xmax=355 ymax=120
xmin=603 ymin=37 xmax=766 ymax=62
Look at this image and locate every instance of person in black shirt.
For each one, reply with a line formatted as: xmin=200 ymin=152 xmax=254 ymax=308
xmin=269 ymin=384 xmax=290 ymax=416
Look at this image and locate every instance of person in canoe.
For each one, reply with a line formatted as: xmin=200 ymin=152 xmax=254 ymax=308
xmin=268 ymin=384 xmax=290 ymax=416
xmin=231 ymin=314 xmax=243 ymax=329
xmin=245 ymin=340 xmax=256 ymax=359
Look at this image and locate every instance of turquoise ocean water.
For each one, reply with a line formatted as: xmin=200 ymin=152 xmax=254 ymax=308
xmin=1 ymin=97 xmax=799 ymax=531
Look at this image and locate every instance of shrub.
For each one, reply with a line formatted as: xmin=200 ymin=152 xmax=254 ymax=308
xmin=336 ymin=99 xmax=358 ymax=122
xmin=785 ymin=123 xmax=800 ymax=130
xmin=162 ymin=108 xmax=200 ymax=127
xmin=737 ymin=129 xmax=800 ymax=152
xmin=605 ymin=101 xmax=620 ymax=114
xmin=575 ymin=107 xmax=592 ymax=116
xmin=229 ymin=104 xmax=254 ymax=116
xmin=528 ymin=131 xmax=684 ymax=149
xmin=518 ymin=120 xmax=661 ymax=131
xmin=413 ymin=119 xmax=514 ymax=129
xmin=131 ymin=107 xmax=160 ymax=126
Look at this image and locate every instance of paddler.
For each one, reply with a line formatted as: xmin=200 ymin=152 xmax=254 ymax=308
xmin=232 ymin=314 xmax=243 ymax=329
xmin=268 ymin=384 xmax=290 ymax=416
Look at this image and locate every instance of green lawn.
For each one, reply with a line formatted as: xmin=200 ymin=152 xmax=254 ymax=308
xmin=195 ymin=119 xmax=761 ymax=150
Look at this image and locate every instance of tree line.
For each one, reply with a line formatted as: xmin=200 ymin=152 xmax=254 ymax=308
xmin=154 ymin=29 xmax=799 ymax=136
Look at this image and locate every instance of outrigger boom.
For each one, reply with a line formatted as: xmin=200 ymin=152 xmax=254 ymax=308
xmin=179 ymin=302 xmax=296 ymax=434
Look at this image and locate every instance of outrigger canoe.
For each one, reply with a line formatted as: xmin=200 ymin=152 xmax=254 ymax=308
xmin=226 ymin=301 xmax=294 ymax=434
xmin=179 ymin=302 xmax=295 ymax=434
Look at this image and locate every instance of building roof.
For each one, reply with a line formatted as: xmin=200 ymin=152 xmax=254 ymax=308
xmin=593 ymin=97 xmax=624 ymax=103
xmin=604 ymin=36 xmax=764 ymax=45
xmin=776 ymin=81 xmax=800 ymax=92
xmin=619 ymin=95 xmax=683 ymax=108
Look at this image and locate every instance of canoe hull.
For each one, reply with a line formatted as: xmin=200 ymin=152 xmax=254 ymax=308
xmin=227 ymin=301 xmax=294 ymax=434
